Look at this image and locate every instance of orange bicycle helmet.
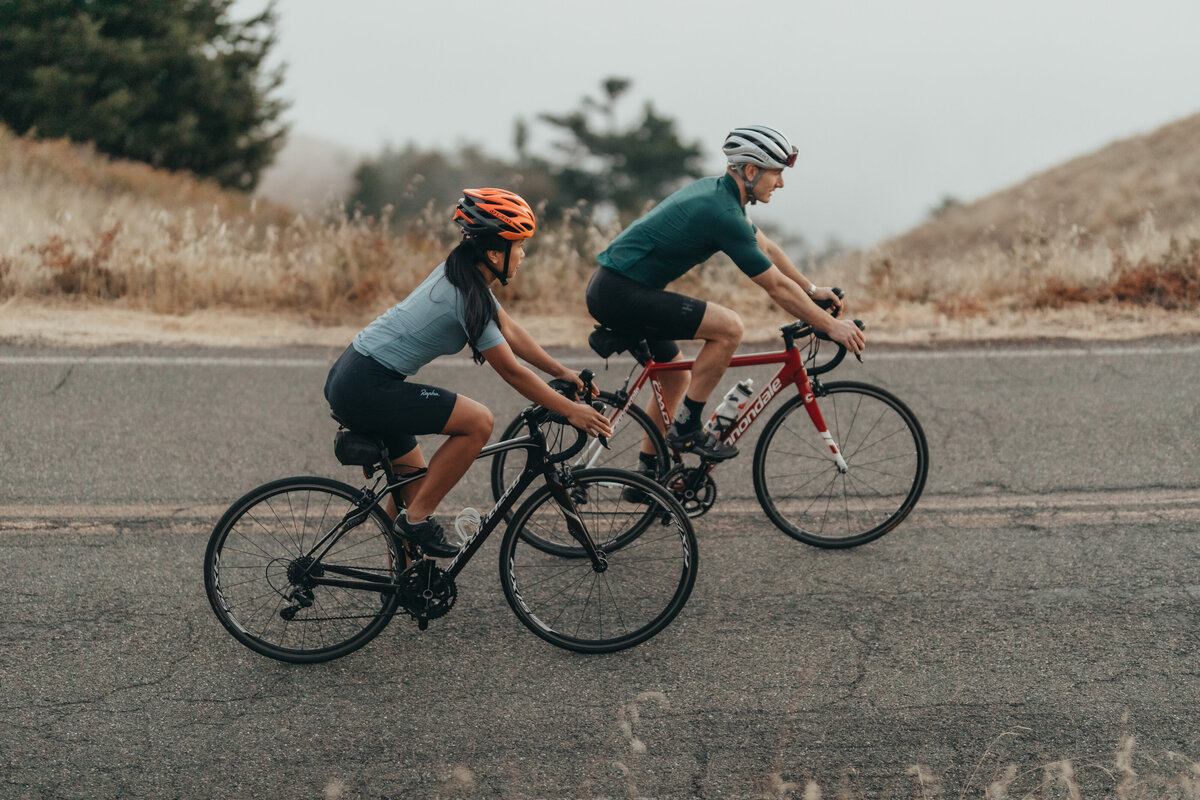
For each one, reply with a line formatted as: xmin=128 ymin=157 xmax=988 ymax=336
xmin=453 ymin=188 xmax=536 ymax=241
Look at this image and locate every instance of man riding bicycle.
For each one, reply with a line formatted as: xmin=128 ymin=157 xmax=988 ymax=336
xmin=586 ymin=124 xmax=866 ymax=470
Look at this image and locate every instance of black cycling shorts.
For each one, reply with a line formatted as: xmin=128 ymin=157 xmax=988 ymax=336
xmin=324 ymin=345 xmax=458 ymax=458
xmin=585 ymin=266 xmax=707 ymax=362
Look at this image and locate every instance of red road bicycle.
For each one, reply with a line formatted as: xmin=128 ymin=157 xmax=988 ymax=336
xmin=491 ymin=316 xmax=929 ymax=548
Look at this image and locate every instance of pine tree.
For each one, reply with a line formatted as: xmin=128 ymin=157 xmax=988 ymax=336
xmin=0 ymin=0 xmax=289 ymax=190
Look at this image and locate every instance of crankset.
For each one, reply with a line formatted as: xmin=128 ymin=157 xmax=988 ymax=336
xmin=396 ymin=560 xmax=457 ymax=630
xmin=663 ymin=464 xmax=718 ymax=518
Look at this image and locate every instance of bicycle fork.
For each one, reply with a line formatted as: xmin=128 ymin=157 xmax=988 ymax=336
xmin=798 ymin=375 xmax=848 ymax=473
xmin=543 ymin=469 xmax=608 ymax=572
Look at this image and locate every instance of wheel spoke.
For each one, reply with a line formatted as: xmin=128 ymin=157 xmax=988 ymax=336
xmin=501 ymin=469 xmax=696 ymax=653
xmin=205 ymin=479 xmax=400 ymax=663
xmin=754 ymin=384 xmax=927 ymax=548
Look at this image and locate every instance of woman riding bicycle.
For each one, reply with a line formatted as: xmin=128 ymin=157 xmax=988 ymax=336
xmin=325 ymin=188 xmax=612 ymax=558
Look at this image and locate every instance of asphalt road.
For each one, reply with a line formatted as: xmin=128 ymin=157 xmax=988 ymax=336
xmin=2 ymin=338 xmax=1199 ymax=799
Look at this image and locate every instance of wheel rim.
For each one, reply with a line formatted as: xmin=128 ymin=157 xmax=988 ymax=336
xmin=503 ymin=470 xmax=695 ymax=651
xmin=756 ymin=386 xmax=926 ymax=545
xmin=492 ymin=393 xmax=667 ymax=520
xmin=207 ymin=483 xmax=399 ymax=659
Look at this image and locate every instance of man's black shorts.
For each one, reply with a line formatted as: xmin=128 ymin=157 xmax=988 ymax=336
xmin=585 ymin=266 xmax=707 ymax=362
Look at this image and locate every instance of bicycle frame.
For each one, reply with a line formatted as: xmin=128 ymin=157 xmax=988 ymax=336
xmin=297 ymin=422 xmax=605 ymax=596
xmin=611 ymin=342 xmax=849 ymax=471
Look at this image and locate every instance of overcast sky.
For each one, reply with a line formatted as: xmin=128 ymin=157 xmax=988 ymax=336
xmin=232 ymin=0 xmax=1200 ymax=247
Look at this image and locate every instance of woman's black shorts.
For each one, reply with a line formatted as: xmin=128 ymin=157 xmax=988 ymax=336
xmin=324 ymin=345 xmax=458 ymax=458
xmin=585 ymin=266 xmax=707 ymax=362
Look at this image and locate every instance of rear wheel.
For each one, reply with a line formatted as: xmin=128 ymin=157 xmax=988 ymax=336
xmin=490 ymin=391 xmax=668 ymax=519
xmin=204 ymin=476 xmax=403 ymax=663
xmin=499 ymin=468 xmax=697 ymax=653
xmin=752 ymin=382 xmax=928 ymax=548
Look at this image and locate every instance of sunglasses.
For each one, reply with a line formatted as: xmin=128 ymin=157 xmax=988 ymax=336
xmin=783 ymin=149 xmax=798 ymax=168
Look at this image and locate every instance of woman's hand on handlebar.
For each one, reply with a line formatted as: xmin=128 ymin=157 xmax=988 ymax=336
xmin=565 ymin=403 xmax=612 ymax=440
xmin=555 ymin=366 xmax=598 ymax=400
xmin=548 ymin=370 xmax=612 ymax=439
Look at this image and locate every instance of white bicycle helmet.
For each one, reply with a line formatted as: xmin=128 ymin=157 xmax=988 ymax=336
xmin=723 ymin=125 xmax=797 ymax=170
xmin=723 ymin=125 xmax=797 ymax=204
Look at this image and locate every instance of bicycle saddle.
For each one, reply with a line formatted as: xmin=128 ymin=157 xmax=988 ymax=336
xmin=587 ymin=325 xmax=653 ymax=365
xmin=330 ymin=412 xmax=387 ymax=467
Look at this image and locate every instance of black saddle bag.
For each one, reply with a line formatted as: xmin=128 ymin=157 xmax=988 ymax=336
xmin=588 ymin=326 xmax=653 ymax=365
xmin=334 ymin=429 xmax=386 ymax=467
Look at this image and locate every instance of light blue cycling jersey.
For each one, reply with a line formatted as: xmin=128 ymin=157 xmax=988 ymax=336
xmin=352 ymin=263 xmax=505 ymax=375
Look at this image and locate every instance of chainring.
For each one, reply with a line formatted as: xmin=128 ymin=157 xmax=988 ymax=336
xmin=663 ymin=465 xmax=718 ymax=518
xmin=396 ymin=560 xmax=457 ymax=622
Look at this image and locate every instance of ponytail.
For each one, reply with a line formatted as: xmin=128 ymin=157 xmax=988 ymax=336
xmin=443 ymin=237 xmax=505 ymax=364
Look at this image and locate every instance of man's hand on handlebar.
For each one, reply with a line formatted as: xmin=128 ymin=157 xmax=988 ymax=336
xmin=828 ymin=317 xmax=866 ymax=356
xmin=810 ymin=287 xmax=864 ymax=357
xmin=811 ymin=285 xmax=844 ymax=313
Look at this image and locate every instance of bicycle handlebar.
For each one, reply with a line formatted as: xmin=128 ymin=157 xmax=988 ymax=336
xmin=781 ymin=287 xmax=866 ymax=372
xmin=524 ymin=368 xmax=610 ymax=463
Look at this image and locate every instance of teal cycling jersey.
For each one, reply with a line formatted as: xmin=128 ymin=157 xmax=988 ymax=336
xmin=597 ymin=174 xmax=772 ymax=289
xmin=352 ymin=263 xmax=505 ymax=376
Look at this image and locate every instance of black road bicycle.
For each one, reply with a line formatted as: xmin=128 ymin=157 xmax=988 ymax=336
xmin=203 ymin=371 xmax=698 ymax=663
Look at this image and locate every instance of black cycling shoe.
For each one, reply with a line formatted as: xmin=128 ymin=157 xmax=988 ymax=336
xmin=665 ymin=424 xmax=738 ymax=461
xmin=394 ymin=511 xmax=459 ymax=558
xmin=621 ymin=468 xmax=656 ymax=504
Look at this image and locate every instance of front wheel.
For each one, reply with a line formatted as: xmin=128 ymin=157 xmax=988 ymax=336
xmin=204 ymin=476 xmax=403 ymax=663
xmin=752 ymin=382 xmax=929 ymax=548
xmin=499 ymin=468 xmax=697 ymax=653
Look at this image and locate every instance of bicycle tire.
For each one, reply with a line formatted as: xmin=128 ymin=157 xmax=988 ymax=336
xmin=490 ymin=390 xmax=669 ymax=521
xmin=204 ymin=476 xmax=403 ymax=663
xmin=499 ymin=468 xmax=697 ymax=653
xmin=752 ymin=381 xmax=929 ymax=548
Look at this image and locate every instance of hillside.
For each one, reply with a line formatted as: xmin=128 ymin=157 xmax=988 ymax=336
xmin=2 ymin=117 xmax=1199 ymax=347
xmin=829 ymin=113 xmax=1200 ymax=325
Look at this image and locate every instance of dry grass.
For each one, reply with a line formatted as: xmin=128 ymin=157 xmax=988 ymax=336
xmin=827 ymin=112 xmax=1200 ymax=327
xmin=3 ymin=114 xmax=1199 ymax=348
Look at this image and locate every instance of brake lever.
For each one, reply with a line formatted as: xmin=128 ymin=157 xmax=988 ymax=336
xmin=561 ymin=369 xmax=609 ymax=448
xmin=853 ymin=319 xmax=865 ymax=363
xmin=592 ymin=400 xmax=611 ymax=449
xmin=579 ymin=370 xmax=611 ymax=448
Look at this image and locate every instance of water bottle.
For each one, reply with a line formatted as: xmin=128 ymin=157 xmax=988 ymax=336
xmin=449 ymin=507 xmax=481 ymax=549
xmin=704 ymin=379 xmax=754 ymax=434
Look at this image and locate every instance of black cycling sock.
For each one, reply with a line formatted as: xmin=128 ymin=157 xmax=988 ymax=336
xmin=674 ymin=397 xmax=706 ymax=433
xmin=638 ymin=451 xmax=658 ymax=472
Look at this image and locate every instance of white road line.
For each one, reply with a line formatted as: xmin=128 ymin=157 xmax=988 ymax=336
xmin=3 ymin=488 xmax=1198 ymax=530
xmin=2 ymin=343 xmax=1199 ymax=368
xmin=0 ymin=355 xmax=333 ymax=367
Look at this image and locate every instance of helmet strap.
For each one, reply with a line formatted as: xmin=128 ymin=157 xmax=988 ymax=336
xmin=483 ymin=242 xmax=512 ymax=286
xmin=737 ymin=165 xmax=761 ymax=205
